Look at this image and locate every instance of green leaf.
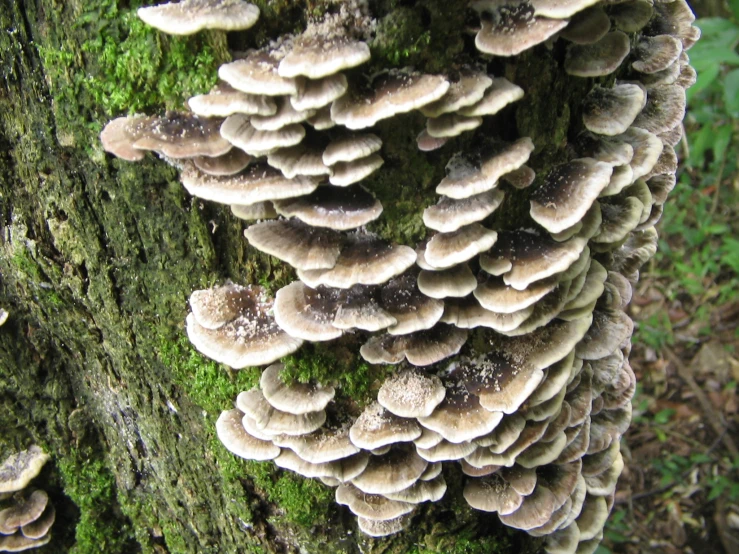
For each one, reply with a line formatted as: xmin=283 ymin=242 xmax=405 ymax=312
xmin=724 ymin=69 xmax=739 ymax=114
xmin=687 ymin=64 xmax=721 ymax=104
xmin=712 ymin=125 xmax=733 ymax=162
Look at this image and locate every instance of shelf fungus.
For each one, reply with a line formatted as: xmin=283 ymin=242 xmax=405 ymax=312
xmin=100 ymin=0 xmax=697 ymax=544
xmin=0 ymin=446 xmax=54 ymax=552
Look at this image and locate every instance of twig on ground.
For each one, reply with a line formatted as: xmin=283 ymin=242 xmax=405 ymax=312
xmin=664 ymin=348 xmax=739 ymax=459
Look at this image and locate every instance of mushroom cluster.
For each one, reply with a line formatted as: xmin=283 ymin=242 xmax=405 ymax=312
xmin=0 ymin=446 xmax=55 ymax=552
xmin=100 ymin=0 xmax=697 ymax=549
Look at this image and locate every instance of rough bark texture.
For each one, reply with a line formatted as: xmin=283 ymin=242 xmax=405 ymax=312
xmin=0 ymin=1 xmax=585 ymax=552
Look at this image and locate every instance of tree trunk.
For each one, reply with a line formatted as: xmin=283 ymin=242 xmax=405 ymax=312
xmin=0 ymin=1 xmax=648 ymax=553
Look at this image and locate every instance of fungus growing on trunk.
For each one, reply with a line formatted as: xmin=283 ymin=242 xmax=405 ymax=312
xmin=100 ymin=0 xmax=697 ymax=546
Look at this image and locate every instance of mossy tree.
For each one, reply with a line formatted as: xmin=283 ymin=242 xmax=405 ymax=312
xmin=1 ymin=1 xmax=594 ymax=552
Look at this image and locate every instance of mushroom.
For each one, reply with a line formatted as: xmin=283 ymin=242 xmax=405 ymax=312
xmin=137 ymin=0 xmax=259 ymax=35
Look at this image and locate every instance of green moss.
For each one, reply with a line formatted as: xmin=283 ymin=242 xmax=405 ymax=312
xmin=35 ymin=0 xmax=228 ymax=149
xmin=281 ymin=343 xmax=391 ymax=407
xmin=246 ymin=461 xmax=334 ymax=528
xmin=10 ymin=248 xmax=45 ymax=282
xmin=157 ymin=334 xmax=260 ymax=414
xmin=57 ymin=450 xmax=135 ymax=554
xmin=372 ymin=7 xmax=431 ymax=67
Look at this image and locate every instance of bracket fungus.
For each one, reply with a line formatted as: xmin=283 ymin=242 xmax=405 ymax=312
xmin=100 ymin=0 xmax=697 ymax=547
xmin=0 ymin=447 xmax=54 ymax=552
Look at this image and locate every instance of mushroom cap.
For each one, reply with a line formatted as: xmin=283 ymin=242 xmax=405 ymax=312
xmin=576 ymin=308 xmax=634 ymax=360
xmin=137 ymin=0 xmax=259 ymax=35
xmin=193 ymin=148 xmax=254 ymax=177
xmin=414 ymin=428 xmax=445 ymax=450
xmin=0 ymin=533 xmax=51 ymax=552
xmin=582 ymin=84 xmax=646 ymax=137
xmin=417 ymin=264 xmax=478 ymax=299
xmin=274 ymin=450 xmax=370 ymax=482
xmin=633 ymin=35 xmax=683 ymax=74
xmin=457 ymin=354 xmax=544 ymax=414
xmin=291 ymin=73 xmax=349 ymax=112
xmin=133 ymin=112 xmax=232 ymax=158
xmin=475 ymin=4 xmax=569 ymax=57
xmin=527 ymin=350 xmax=578 ymax=407
xmin=530 ymin=158 xmax=613 ymax=234
xmin=545 ymin=523 xmax=581 ymax=553
xmin=260 ymin=363 xmax=335 ymax=415
xmin=219 ymin=52 xmax=297 ymax=96
xmin=250 ymin=97 xmax=316 ymax=131
xmin=423 ymin=190 xmax=505 ymax=233
xmin=457 ymin=77 xmax=525 ymax=117
xmin=416 ymin=439 xmax=477 ymax=462
xmin=633 ymin=84 xmax=687 ymax=135
xmin=100 ymin=116 xmax=151 ymax=161
xmin=463 ymin=473 xmax=523 ymax=514
xmin=188 ymin=83 xmax=276 ymax=118
xmin=592 ymin=196 xmax=644 ymax=245
xmin=236 ymin=389 xmax=326 ymax=436
xmin=436 ymin=138 xmax=535 ymax=199
xmin=576 ymin=495 xmax=610 ymax=541
xmin=278 ymin=36 xmax=371 ymax=79
xmin=335 ymin=483 xmax=415 ymax=520
xmin=560 ymin=6 xmax=611 ymax=44
xmin=480 ymin=230 xmax=587 ymax=291
xmin=19 ymin=503 xmax=55 ymax=540
xmin=297 ymin=235 xmax=417 ymax=289
xmin=474 ymin=274 xmax=558 ymax=314
xmin=356 ymin=513 xmax=413 ymax=537
xmin=416 ymin=129 xmax=450 ymax=152
xmin=267 ymin=145 xmax=332 ymax=179
xmin=420 ymin=69 xmax=493 ymax=118
xmin=220 ymin=115 xmax=305 ymax=155
xmin=0 ymin=490 xmax=48 ymax=535
xmin=349 ymin=445 xmax=428 ymax=495
xmin=441 ymin=295 xmax=535 ymax=333
xmin=575 ymin=132 xmax=635 ymax=167
xmin=565 ymin=31 xmax=631 ymax=77
xmin=614 ymin=127 xmax=663 ymax=181
xmin=349 ymin=402 xmax=422 ymax=450
xmin=331 ymin=70 xmax=450 ymax=129
xmin=186 ymin=307 xmax=302 ymax=369
xmin=328 ymin=154 xmax=384 ymax=187
xmin=0 ymin=447 xmax=50 ymax=494
xmin=418 ymin=384 xmax=503 ymax=443
xmin=307 ymin=106 xmax=336 ymax=130
xmin=424 ymin=224 xmax=498 ymax=269
xmin=181 ymin=163 xmax=318 ymax=206
xmin=377 ymin=369 xmax=446 ymax=418
xmin=274 ymin=424 xmax=359 ymax=464
xmin=426 ymin=114 xmax=483 ymax=138
xmin=488 ymin=316 xmax=593 ymax=373
xmin=332 ymin=285 xmax=397 ymax=332
xmin=190 ymin=282 xmax=265 ymax=330
xmin=475 ymin=413 xmax=526 ymax=452
xmin=273 ymin=186 xmax=382 ymax=230
xmin=215 ymin=409 xmax=281 ymax=461
xmin=530 ymin=0 xmax=600 ymax=18
xmin=380 ymin=274 xmax=445 ymax=335
xmin=384 ymin=474 xmax=447 ymax=503
xmin=360 ymin=325 xmax=468 ymax=367
xmin=244 ymin=219 xmax=344 ymax=271
xmin=323 ymin=134 xmax=383 ymax=166
xmin=610 ymin=0 xmax=654 ymax=33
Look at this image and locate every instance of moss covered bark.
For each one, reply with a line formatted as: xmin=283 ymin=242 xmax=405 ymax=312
xmin=0 ymin=1 xmax=587 ymax=552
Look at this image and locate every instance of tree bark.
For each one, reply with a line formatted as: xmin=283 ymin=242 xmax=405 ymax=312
xmin=0 ymin=1 xmax=590 ymax=553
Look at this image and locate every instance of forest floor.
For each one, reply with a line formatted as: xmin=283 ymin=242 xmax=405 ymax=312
xmin=596 ymin=5 xmax=739 ymax=553
xmin=599 ymin=117 xmax=739 ymax=554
